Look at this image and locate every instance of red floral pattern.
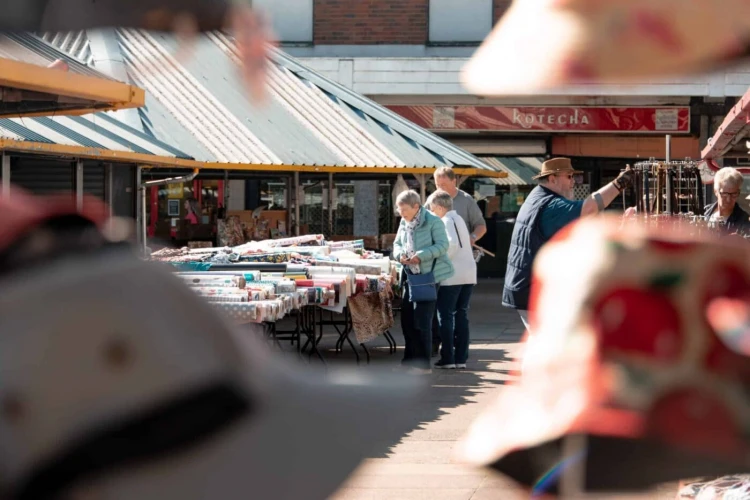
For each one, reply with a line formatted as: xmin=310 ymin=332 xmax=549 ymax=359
xmin=593 ymin=288 xmax=683 ymax=361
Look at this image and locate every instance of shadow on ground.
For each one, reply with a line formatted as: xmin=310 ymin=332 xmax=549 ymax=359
xmin=268 ymin=279 xmax=524 ymax=461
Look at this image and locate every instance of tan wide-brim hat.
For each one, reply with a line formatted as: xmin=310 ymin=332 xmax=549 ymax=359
xmin=462 ymin=0 xmax=750 ymax=95
xmin=532 ymin=157 xmax=583 ymax=180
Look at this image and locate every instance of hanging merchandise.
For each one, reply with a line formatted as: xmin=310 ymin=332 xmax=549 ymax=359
xmin=348 ymin=289 xmax=395 ymax=345
xmin=392 ymin=174 xmax=409 ymax=214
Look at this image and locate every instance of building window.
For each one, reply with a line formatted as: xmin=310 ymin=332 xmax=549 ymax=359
xmin=428 ymin=0 xmax=493 ymax=44
xmin=253 ymin=0 xmax=313 ymax=44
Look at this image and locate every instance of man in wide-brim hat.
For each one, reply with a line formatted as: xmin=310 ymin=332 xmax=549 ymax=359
xmin=502 ymin=157 xmax=634 ymax=332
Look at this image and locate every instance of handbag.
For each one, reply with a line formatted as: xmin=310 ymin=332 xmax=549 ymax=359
xmin=405 ymin=259 xmax=437 ymax=303
xmin=452 ymin=220 xmax=463 ymax=248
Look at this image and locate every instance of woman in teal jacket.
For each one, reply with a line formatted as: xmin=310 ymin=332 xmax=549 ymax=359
xmin=393 ymin=190 xmax=454 ymax=373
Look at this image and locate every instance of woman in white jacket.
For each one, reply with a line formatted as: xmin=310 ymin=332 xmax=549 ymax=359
xmin=426 ymin=190 xmax=478 ymax=369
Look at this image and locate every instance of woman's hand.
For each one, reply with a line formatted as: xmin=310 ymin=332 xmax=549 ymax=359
xmin=401 ymin=255 xmax=420 ymax=266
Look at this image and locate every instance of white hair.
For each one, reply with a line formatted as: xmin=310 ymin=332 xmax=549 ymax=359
xmin=426 ymin=190 xmax=453 ymax=211
xmin=714 ymin=167 xmax=744 ymax=192
xmin=396 ymin=189 xmax=421 ymax=207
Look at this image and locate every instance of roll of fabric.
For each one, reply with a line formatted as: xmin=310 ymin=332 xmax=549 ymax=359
xmin=209 ymin=263 xmax=288 ymax=272
xmin=265 ymin=235 xmax=324 ymax=247
xmin=275 ymin=280 xmax=297 ymax=294
xmin=239 ymin=253 xmax=293 ymax=263
xmin=177 ymin=274 xmax=246 ymax=289
xmin=211 ymin=302 xmax=259 ymax=324
xmin=330 ymin=260 xmax=389 ymax=275
xmin=190 ymin=287 xmax=248 ymax=301
xmin=192 ymin=270 xmax=261 ymax=282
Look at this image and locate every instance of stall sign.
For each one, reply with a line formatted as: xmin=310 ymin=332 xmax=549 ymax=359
xmin=387 ymin=105 xmax=691 ymax=134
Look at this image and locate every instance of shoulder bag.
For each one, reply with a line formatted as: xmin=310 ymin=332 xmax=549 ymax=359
xmin=405 ymin=258 xmax=437 ymax=302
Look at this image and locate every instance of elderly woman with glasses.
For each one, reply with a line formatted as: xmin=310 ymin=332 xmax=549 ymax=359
xmin=393 ymin=190 xmax=454 ymax=374
xmin=705 ymin=167 xmax=750 ymax=234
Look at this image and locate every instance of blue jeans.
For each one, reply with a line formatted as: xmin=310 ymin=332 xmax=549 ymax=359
xmin=401 ymin=278 xmax=438 ymax=369
xmin=437 ymin=284 xmax=474 ymax=365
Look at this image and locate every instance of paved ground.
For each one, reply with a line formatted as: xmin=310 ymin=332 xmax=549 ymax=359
xmin=276 ymin=279 xmax=677 ymax=500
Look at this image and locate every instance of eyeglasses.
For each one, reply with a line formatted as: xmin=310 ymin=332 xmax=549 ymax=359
xmin=719 ymin=191 xmax=740 ymax=199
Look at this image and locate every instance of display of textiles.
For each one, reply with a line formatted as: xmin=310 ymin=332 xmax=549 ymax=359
xmin=156 ymin=233 xmax=398 ymax=329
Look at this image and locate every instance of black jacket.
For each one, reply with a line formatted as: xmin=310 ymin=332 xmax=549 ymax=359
xmin=502 ymin=185 xmax=564 ymax=311
xmin=704 ymin=202 xmax=750 ymax=235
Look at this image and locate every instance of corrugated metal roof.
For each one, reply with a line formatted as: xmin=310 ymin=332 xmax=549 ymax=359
xmin=40 ymin=31 xmax=94 ymax=66
xmin=0 ymin=113 xmax=192 ymax=159
xmin=482 ymin=157 xmax=543 ymax=186
xmin=47 ymin=28 xmax=494 ymax=171
xmin=2 ymin=32 xmax=106 ymax=78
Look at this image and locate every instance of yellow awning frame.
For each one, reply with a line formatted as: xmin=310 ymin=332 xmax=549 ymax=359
xmin=0 ymin=139 xmax=508 ymax=178
xmin=0 ymin=58 xmax=145 ymax=115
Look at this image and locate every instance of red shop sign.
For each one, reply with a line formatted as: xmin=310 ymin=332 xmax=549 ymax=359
xmin=387 ymin=105 xmax=691 ymax=134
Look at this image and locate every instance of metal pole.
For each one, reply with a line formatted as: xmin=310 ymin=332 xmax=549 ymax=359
xmin=328 ymin=172 xmax=334 ymax=236
xmin=666 ymin=170 xmax=673 ymax=214
xmin=105 ymin=163 xmax=114 ymax=218
xmin=666 ymin=134 xmax=672 ymax=163
xmin=140 ymin=183 xmax=148 ymax=255
xmin=135 ymin=166 xmax=142 ymax=248
xmin=223 ymin=169 xmax=229 ymax=209
xmin=416 ymin=174 xmax=427 ymax=203
xmin=75 ymin=159 xmax=84 ymax=212
xmin=1 ymin=153 xmax=10 ymax=198
xmin=294 ymin=171 xmax=301 ymax=236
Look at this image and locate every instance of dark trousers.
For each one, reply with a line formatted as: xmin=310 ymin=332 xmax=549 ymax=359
xmin=437 ymin=284 xmax=474 ymax=365
xmin=401 ymin=279 xmax=439 ymax=369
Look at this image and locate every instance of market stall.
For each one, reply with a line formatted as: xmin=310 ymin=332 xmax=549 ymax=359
xmin=150 ymin=234 xmax=399 ymax=364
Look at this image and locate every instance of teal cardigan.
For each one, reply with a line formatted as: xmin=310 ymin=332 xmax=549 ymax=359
xmin=393 ymin=208 xmax=454 ymax=283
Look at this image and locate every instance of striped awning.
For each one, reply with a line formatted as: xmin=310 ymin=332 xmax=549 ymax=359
xmin=0 ymin=113 xmax=191 ymax=159
xmin=481 ymin=157 xmax=543 ymax=186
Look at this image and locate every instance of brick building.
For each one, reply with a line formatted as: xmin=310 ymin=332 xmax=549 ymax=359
xmin=256 ymin=0 xmax=742 ymax=173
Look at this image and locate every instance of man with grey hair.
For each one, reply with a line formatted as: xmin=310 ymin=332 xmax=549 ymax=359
xmin=433 ymin=167 xmax=487 ymax=244
xmin=705 ymin=166 xmax=750 ymax=234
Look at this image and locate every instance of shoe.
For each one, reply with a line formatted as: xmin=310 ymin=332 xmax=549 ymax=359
xmin=455 ymin=363 xmax=467 ymax=369
xmin=434 ymin=361 xmax=456 ymax=369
